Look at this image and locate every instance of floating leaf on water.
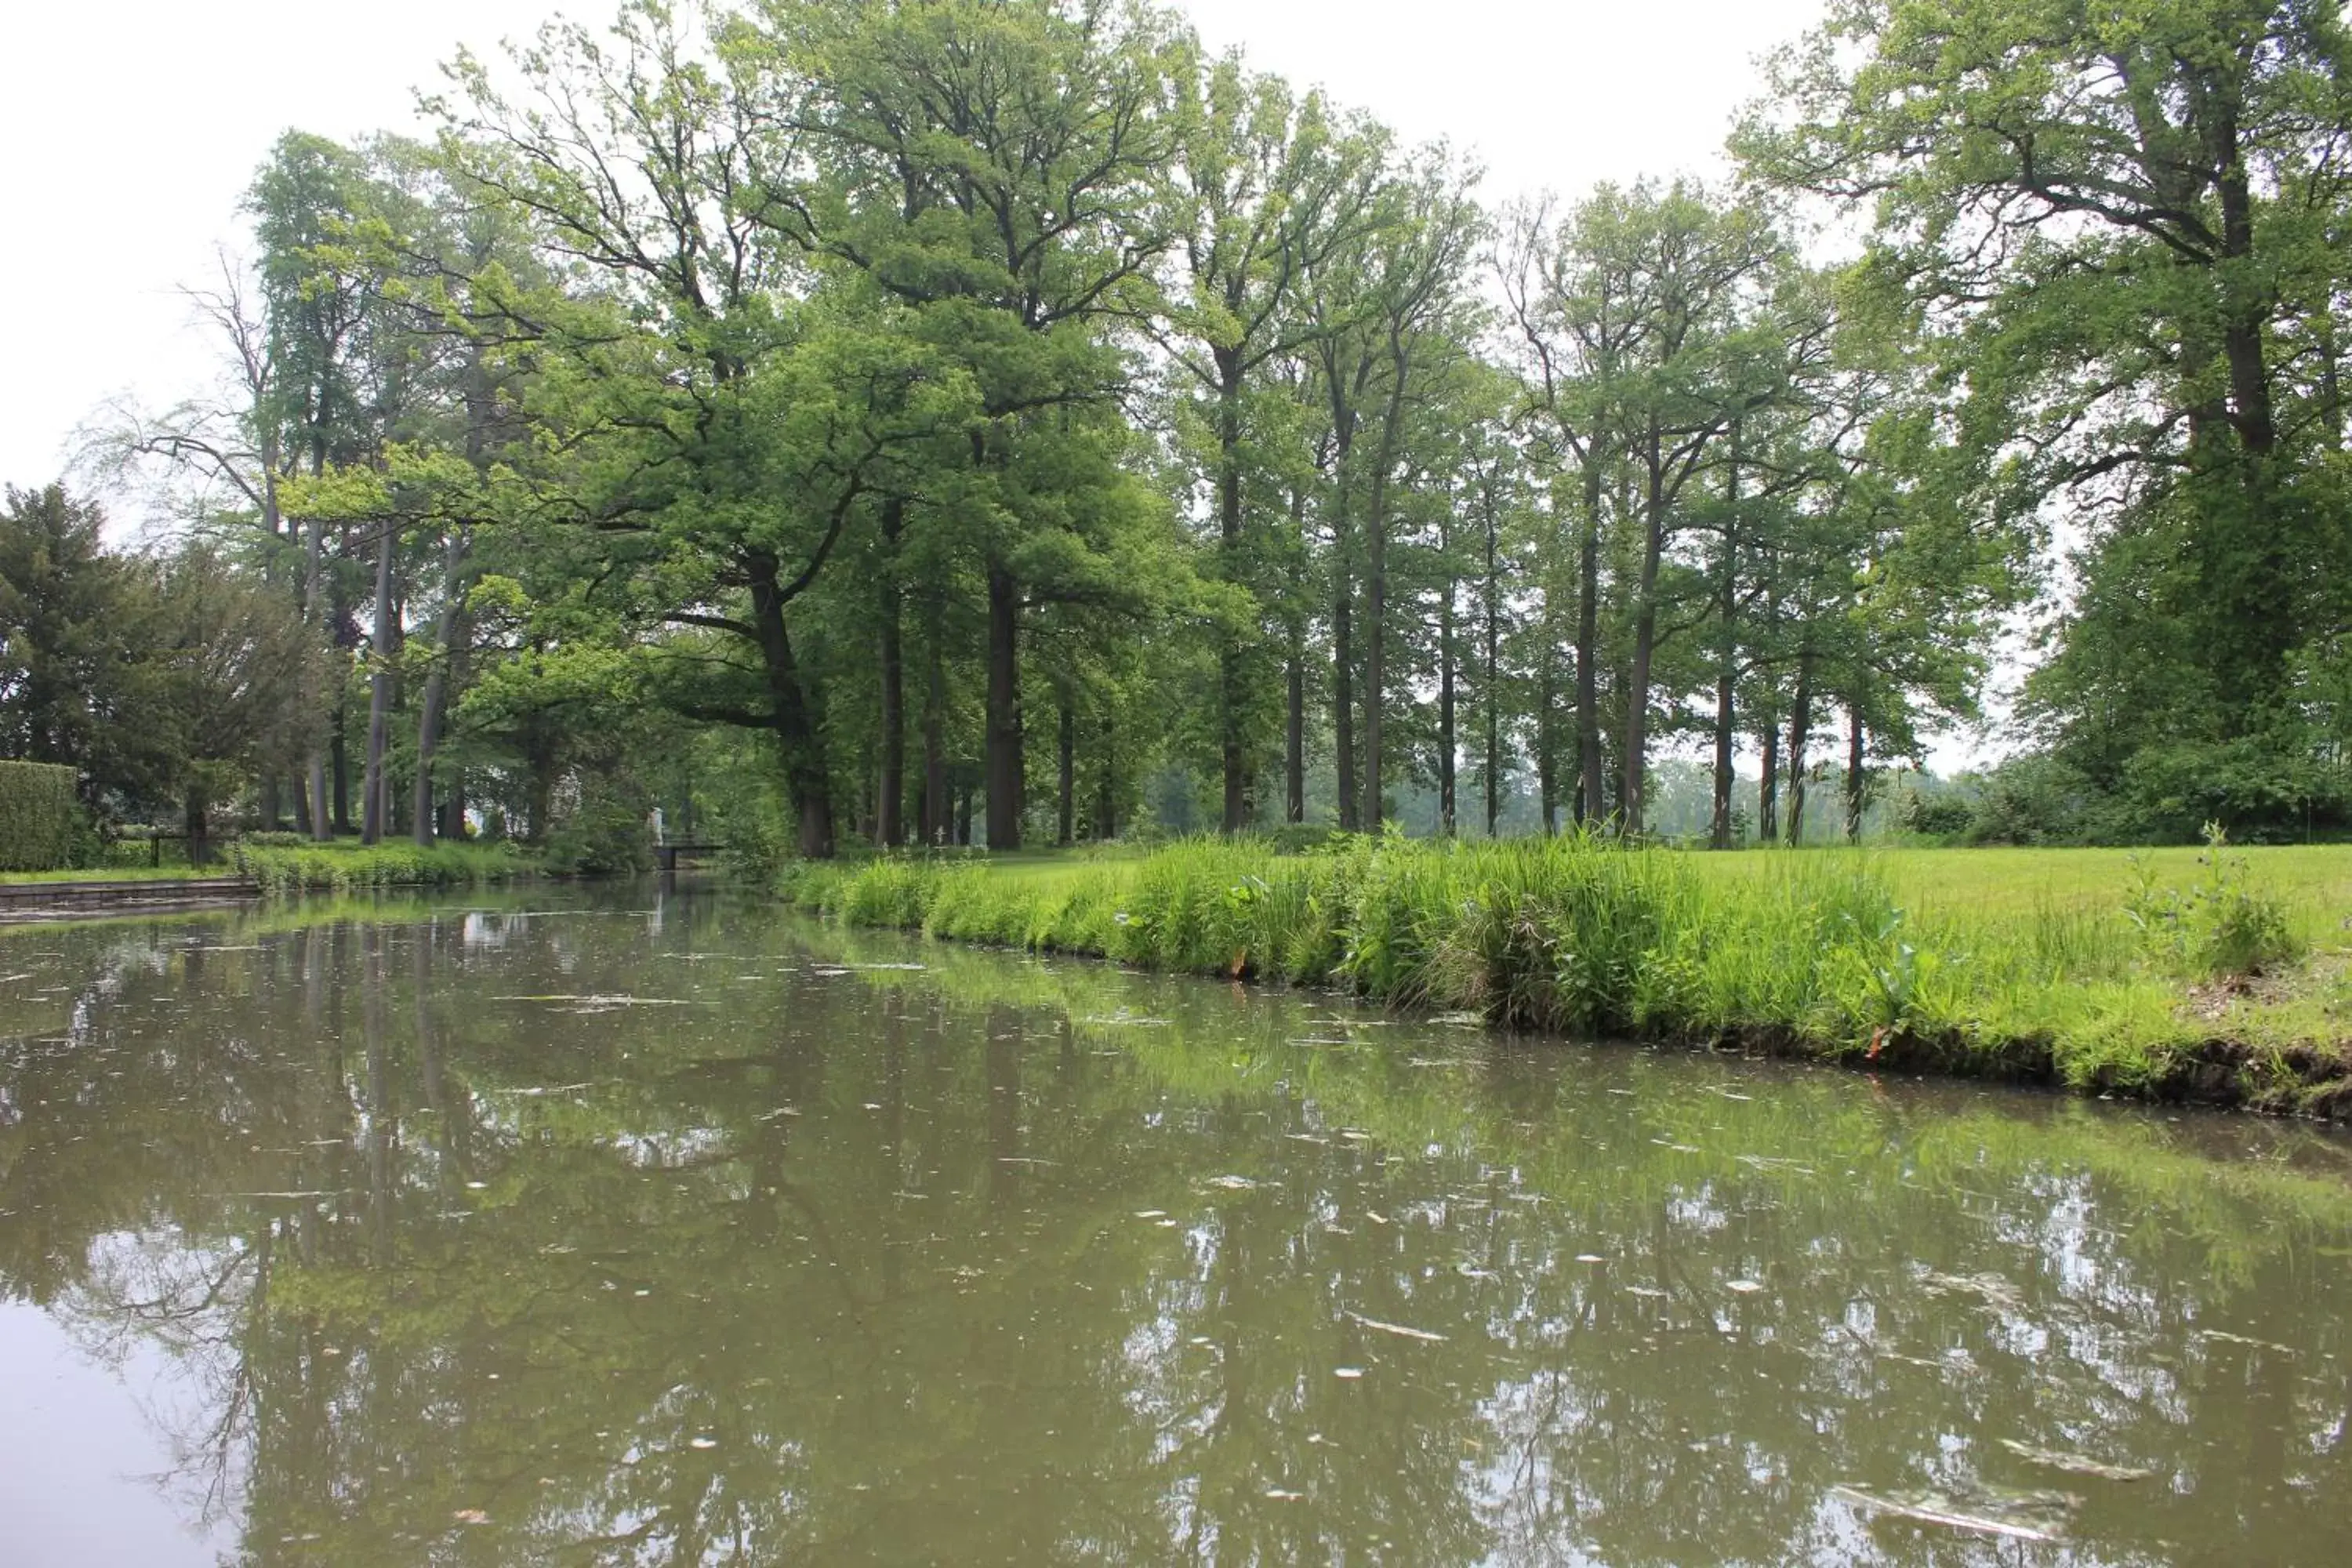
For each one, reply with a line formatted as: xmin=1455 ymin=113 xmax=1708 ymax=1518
xmin=1134 ymin=1210 xmax=1167 ymax=1221
xmin=1625 ymin=1286 xmax=1668 ymax=1299
xmin=1918 ymin=1270 xmax=2024 ymax=1311
xmin=1333 ymin=1367 xmax=1366 ymax=1380
xmin=452 ymin=1509 xmax=491 ymax=1526
xmin=1734 ymin=1154 xmax=1817 ymax=1175
xmin=1346 ymin=1310 xmax=1447 ymax=1343
xmin=1365 ymin=1211 xmax=1390 ymax=1225
xmin=1455 ymin=1263 xmax=1497 ymax=1279
xmin=688 ymin=1436 xmax=718 ymax=1450
xmin=1264 ymin=1488 xmax=1304 ymax=1501
xmin=1726 ymin=1279 xmax=1764 ymax=1294
xmin=1996 ymin=1439 xmax=2154 ymax=1482
xmin=1830 ymin=1484 xmax=2074 ymax=1543
xmin=1574 ymin=1254 xmax=1608 ymax=1264
xmin=1205 ymin=1174 xmax=1258 ymax=1190
xmin=2194 ymin=1328 xmax=2297 ymax=1354
xmin=492 ymin=994 xmax=693 ymax=1007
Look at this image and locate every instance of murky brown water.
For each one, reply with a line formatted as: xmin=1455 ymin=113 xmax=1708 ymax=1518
xmin=2 ymin=887 xmax=2350 ymax=1565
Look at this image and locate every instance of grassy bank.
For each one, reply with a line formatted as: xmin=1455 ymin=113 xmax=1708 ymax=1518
xmin=774 ymin=835 xmax=2352 ymax=1116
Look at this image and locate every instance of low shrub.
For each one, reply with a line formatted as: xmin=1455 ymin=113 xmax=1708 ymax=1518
xmin=235 ymin=840 xmax=531 ymax=895
xmin=2125 ymin=823 xmax=2305 ymax=982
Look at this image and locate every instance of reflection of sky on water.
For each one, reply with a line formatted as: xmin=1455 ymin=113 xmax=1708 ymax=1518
xmin=0 ymin=1301 xmax=232 ymax=1566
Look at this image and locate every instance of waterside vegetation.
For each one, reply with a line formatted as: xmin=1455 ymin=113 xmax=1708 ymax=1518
xmin=775 ymin=833 xmax=2352 ymax=1116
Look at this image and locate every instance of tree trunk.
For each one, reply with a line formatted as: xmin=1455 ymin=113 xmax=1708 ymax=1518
xmin=1537 ymin=640 xmax=1559 ymax=837
xmin=877 ymin=499 xmax=906 ymax=848
xmin=746 ymin=549 xmax=835 ymax=858
xmin=1056 ymin=692 xmax=1076 ymax=847
xmin=1285 ymin=654 xmax=1305 ymax=826
xmin=1285 ymin=484 xmax=1307 ymax=826
xmin=411 ymin=533 xmax=470 ymax=848
xmin=1759 ymin=716 xmax=1780 ymax=845
xmin=1096 ymin=717 xmax=1116 ymax=841
xmin=1329 ymin=416 xmax=1359 ymax=833
xmin=1438 ymin=569 xmax=1457 ymax=838
xmin=1217 ymin=358 xmax=1250 ymax=833
xmin=183 ymin=785 xmax=211 ymax=868
xmin=1621 ymin=422 xmax=1665 ymax=837
xmin=921 ymin=626 xmax=948 ymax=848
xmin=528 ymin=751 xmax=557 ymax=845
xmin=303 ymin=509 xmax=332 ymax=843
xmin=985 ymin=566 xmax=1022 ymax=850
xmin=1711 ymin=431 xmax=1741 ymax=850
xmin=332 ymin=702 xmax=351 ymax=834
xmin=1483 ymin=491 xmax=1501 ymax=838
xmin=1784 ymin=647 xmax=1815 ymax=847
xmin=361 ymin=516 xmax=397 ymax=844
xmin=1845 ymin=701 xmax=1867 ymax=844
xmin=1362 ymin=515 xmax=1385 ymax=833
xmin=1574 ymin=455 xmax=1605 ymax=827
xmin=1362 ymin=369 xmax=1410 ymax=835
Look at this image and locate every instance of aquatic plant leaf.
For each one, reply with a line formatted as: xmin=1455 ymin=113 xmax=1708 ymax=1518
xmin=1830 ymin=1484 xmax=2069 ymax=1542
xmin=1996 ymin=1439 xmax=2153 ymax=1482
xmin=1346 ymin=1310 xmax=1448 ymax=1342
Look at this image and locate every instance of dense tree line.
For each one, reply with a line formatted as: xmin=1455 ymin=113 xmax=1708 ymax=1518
xmin=9 ymin=0 xmax=2348 ymax=855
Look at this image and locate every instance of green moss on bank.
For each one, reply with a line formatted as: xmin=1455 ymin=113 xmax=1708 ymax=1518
xmin=774 ymin=835 xmax=2352 ymax=1118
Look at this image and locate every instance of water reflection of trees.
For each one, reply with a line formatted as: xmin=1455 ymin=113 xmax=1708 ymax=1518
xmin=1 ymin=902 xmax=2350 ymax=1565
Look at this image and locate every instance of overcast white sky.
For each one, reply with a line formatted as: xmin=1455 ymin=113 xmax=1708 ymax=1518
xmin=0 ymin=0 xmax=1824 ymax=496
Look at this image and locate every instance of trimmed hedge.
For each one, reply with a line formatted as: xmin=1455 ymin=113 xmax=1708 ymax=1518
xmin=0 ymin=760 xmax=77 ymax=872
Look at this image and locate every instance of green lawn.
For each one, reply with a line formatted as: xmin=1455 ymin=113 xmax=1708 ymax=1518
xmin=0 ymin=862 xmax=239 ymax=885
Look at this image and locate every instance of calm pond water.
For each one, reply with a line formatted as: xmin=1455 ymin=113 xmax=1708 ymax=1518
xmin=2 ymin=887 xmax=2350 ymax=1566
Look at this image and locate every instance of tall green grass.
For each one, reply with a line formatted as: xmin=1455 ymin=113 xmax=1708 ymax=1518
xmin=775 ymin=833 xmax=2351 ymax=1111
xmin=234 ymin=840 xmax=533 ymax=895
